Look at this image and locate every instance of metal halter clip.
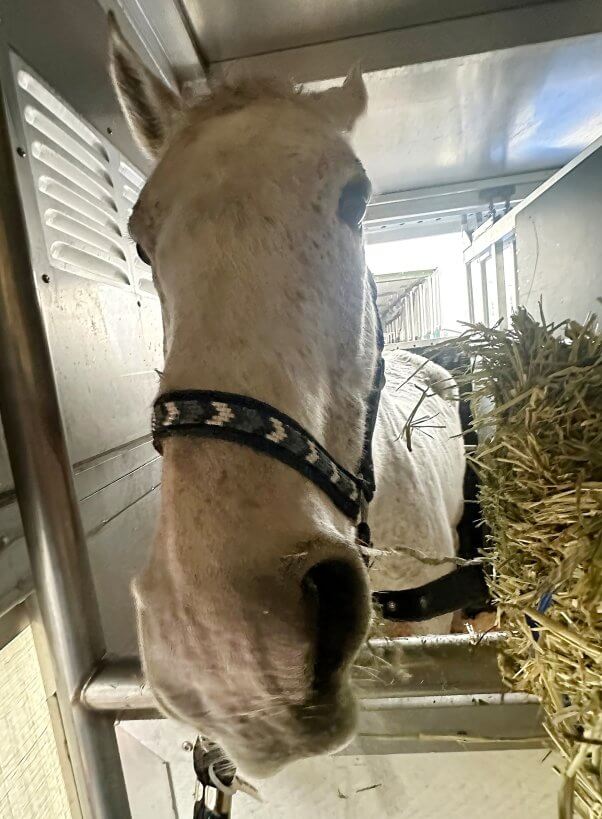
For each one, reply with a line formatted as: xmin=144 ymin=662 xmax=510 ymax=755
xmin=192 ymin=738 xmax=235 ymax=819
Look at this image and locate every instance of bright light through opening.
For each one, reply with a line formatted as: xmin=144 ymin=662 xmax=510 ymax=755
xmin=366 ymin=232 xmax=470 ymax=338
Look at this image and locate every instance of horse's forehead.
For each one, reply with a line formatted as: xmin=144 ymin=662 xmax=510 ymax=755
xmin=161 ymin=99 xmax=354 ymax=185
xmin=133 ymin=105 xmax=357 ymax=240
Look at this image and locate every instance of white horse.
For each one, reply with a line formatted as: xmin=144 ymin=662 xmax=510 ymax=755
xmin=109 ymin=19 xmax=464 ymax=778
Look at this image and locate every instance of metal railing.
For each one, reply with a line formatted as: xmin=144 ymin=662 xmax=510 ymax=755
xmin=463 ymin=212 xmax=518 ymax=328
xmin=79 ymin=636 xmax=545 ymax=757
xmin=379 ymin=269 xmax=441 ymax=345
xmin=460 ymin=138 xmax=602 ymax=327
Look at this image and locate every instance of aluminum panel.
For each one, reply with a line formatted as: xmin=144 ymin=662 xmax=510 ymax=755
xmin=189 ymin=1 xmax=602 ymax=194
xmin=179 ymin=0 xmax=557 ymax=63
xmin=219 ymin=750 xmax=556 ymax=818
xmin=0 ymin=458 xmax=161 ymax=653
xmin=5 ymin=56 xmax=163 ymax=467
xmin=348 ymin=34 xmax=602 ymax=193
xmin=516 ymin=145 xmax=602 ymax=324
xmin=16 ymin=67 xmax=130 ymax=290
xmin=116 ymin=726 xmax=179 ymax=819
xmin=2 ymin=0 xmax=152 ymax=171
xmin=138 ymin=293 xmax=165 ymax=365
xmin=116 ymin=718 xmax=547 ymax=817
xmin=13 ymin=60 xmax=153 ymax=295
xmin=118 ymin=720 xmax=197 ymax=818
xmin=37 ymin=270 xmax=158 ymax=463
xmin=85 ymin=479 xmax=160 ymax=655
xmin=74 ymin=440 xmax=158 ymax=502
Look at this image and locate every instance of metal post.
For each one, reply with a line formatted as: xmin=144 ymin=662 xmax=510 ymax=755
xmin=511 ymin=234 xmax=520 ymax=310
xmin=480 ymin=257 xmax=490 ymax=326
xmin=433 ymin=271 xmax=441 ymax=334
xmin=424 ymin=277 xmax=432 ymax=337
xmin=465 ymin=262 xmax=475 ymax=323
xmin=414 ymin=287 xmax=420 ymax=340
xmin=494 ymin=239 xmax=508 ymax=327
xmin=407 ymin=293 xmax=414 ymax=340
xmin=0 ymin=86 xmax=131 ymax=817
xmin=414 ymin=289 xmax=420 ymax=340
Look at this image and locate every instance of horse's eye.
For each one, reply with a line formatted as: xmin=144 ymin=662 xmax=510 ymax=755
xmin=136 ymin=243 xmax=151 ymax=265
xmin=338 ymin=175 xmax=371 ymax=229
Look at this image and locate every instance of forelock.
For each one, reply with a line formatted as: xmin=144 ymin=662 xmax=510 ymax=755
xmin=185 ymin=76 xmax=300 ymax=122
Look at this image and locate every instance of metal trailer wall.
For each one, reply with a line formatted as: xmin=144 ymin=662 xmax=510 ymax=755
xmin=0 ymin=0 xmax=162 ymax=657
xmin=516 ymin=145 xmax=602 ymax=325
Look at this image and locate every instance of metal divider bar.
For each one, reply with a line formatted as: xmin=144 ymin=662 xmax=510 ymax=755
xmin=494 ymin=240 xmax=508 ymax=327
xmin=0 ymin=83 xmax=131 ymax=819
xmin=465 ymin=263 xmax=475 ymax=323
xmin=80 ymin=637 xmax=545 ymax=753
xmin=80 ymin=633 xmax=532 ymax=713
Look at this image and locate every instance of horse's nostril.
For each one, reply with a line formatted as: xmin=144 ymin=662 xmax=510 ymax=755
xmin=302 ymin=558 xmax=369 ymax=691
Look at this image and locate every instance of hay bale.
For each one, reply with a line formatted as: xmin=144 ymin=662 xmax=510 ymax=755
xmin=454 ymin=307 xmax=602 ymax=819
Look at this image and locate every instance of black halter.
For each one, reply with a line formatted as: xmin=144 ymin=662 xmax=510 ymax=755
xmin=152 ymin=389 xmax=371 ymax=520
xmin=153 ymin=272 xmax=383 ymax=541
xmin=152 ymin=271 xmax=489 ymax=622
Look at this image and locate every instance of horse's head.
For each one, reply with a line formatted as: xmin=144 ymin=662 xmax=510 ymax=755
xmin=109 ymin=17 xmax=377 ymax=777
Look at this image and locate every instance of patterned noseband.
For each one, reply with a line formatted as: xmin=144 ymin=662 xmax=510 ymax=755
xmin=152 ymin=389 xmax=372 ymax=522
xmin=153 ymin=269 xmax=385 ymax=549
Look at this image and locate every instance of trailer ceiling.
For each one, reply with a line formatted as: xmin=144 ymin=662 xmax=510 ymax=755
xmin=177 ymin=0 xmax=561 ymax=63
xmin=106 ymin=0 xmax=602 ymax=192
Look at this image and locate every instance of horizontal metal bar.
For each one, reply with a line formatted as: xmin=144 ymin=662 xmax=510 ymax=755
xmin=368 ymin=631 xmax=507 ymax=651
xmin=373 ymin=269 xmax=435 ymax=283
xmin=0 ymin=579 xmax=34 ymax=621
xmin=83 ymin=636 xmax=546 ymax=755
xmin=384 ymin=338 xmax=446 ymax=352
xmin=366 ymin=171 xmax=551 ymax=225
xmin=361 ymin=692 xmax=539 ymax=712
xmin=365 ymin=218 xmax=461 ymax=244
xmin=83 ymin=633 xmax=513 ymax=713
xmin=82 ymin=657 xmax=156 ymax=712
xmin=368 ymin=171 xmax=553 ymax=210
xmin=463 ymin=214 xmax=517 ymax=265
xmin=0 ymin=600 xmax=30 ymax=652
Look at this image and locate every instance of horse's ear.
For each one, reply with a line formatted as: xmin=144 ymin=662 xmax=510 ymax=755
xmin=305 ymin=65 xmax=367 ymax=132
xmin=108 ymin=12 xmax=182 ymax=158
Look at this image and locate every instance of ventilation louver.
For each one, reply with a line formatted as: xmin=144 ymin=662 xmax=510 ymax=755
xmin=14 ymin=62 xmax=155 ymax=298
xmin=117 ymin=160 xmax=153 ymax=294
